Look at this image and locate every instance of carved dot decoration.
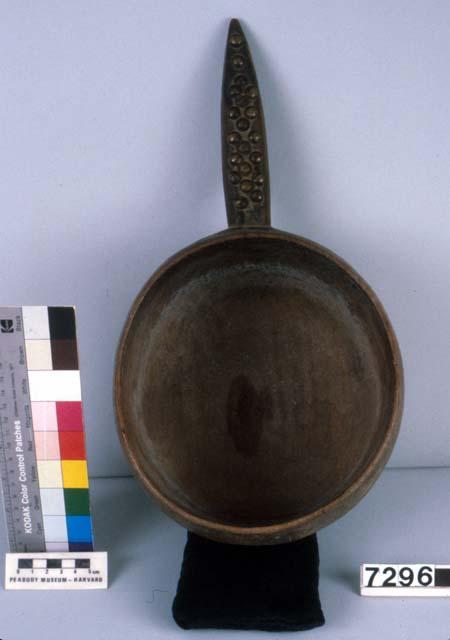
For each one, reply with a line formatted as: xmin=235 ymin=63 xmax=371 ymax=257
xmin=234 ymin=74 xmax=248 ymax=86
xmin=224 ymin=34 xmax=267 ymax=218
xmin=235 ymin=197 xmax=249 ymax=209
xmin=232 ymin=55 xmax=244 ymax=69
xmin=227 ymin=132 xmax=241 ymax=145
xmin=236 ymin=117 xmax=250 ymax=131
xmin=251 ymin=190 xmax=263 ymax=203
xmin=241 ymin=180 xmax=252 ymax=192
xmin=230 ymin=33 xmax=243 ymax=47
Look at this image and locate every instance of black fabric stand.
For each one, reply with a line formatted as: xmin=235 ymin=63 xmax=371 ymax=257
xmin=172 ymin=532 xmax=325 ymax=632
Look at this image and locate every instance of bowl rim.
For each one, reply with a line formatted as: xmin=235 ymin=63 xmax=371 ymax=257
xmin=114 ymin=227 xmax=404 ymax=544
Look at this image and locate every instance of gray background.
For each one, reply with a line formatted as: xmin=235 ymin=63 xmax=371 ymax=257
xmin=1 ymin=0 xmax=449 ymax=476
xmin=1 ymin=469 xmax=449 ymax=640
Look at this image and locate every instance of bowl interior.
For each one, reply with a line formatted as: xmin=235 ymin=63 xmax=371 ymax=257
xmin=116 ymin=233 xmax=397 ymax=528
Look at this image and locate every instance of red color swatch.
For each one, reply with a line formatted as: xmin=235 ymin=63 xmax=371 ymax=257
xmin=56 ymin=402 xmax=84 ymax=431
xmin=58 ymin=431 xmax=86 ymax=459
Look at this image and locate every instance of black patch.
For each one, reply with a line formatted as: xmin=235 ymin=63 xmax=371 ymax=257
xmin=48 ymin=307 xmax=76 ymax=340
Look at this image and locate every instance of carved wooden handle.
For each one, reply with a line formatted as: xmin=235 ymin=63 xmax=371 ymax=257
xmin=221 ymin=19 xmax=271 ymax=227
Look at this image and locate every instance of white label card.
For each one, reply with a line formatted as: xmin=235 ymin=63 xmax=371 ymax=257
xmin=5 ymin=551 xmax=108 ymax=590
xmin=361 ymin=564 xmax=450 ymax=597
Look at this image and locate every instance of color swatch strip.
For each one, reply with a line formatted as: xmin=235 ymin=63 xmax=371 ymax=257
xmin=23 ymin=307 xmax=94 ymax=552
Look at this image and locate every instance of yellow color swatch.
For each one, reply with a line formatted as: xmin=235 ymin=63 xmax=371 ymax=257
xmin=61 ymin=460 xmax=89 ymax=488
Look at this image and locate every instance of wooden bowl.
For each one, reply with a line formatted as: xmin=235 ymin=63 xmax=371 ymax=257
xmin=115 ymin=227 xmax=403 ymax=544
xmin=114 ymin=21 xmax=403 ymax=545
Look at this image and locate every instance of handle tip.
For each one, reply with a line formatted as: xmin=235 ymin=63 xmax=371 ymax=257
xmin=227 ymin=19 xmax=246 ymax=46
xmin=229 ymin=18 xmax=242 ymax=31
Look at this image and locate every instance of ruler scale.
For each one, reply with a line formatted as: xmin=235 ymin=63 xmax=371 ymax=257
xmin=0 ymin=309 xmax=45 ymax=551
xmin=5 ymin=551 xmax=107 ymax=590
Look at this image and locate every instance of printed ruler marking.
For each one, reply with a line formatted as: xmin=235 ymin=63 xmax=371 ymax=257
xmin=0 ymin=416 xmax=17 ymax=551
xmin=5 ymin=551 xmax=107 ymax=590
xmin=0 ymin=307 xmax=45 ymax=552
